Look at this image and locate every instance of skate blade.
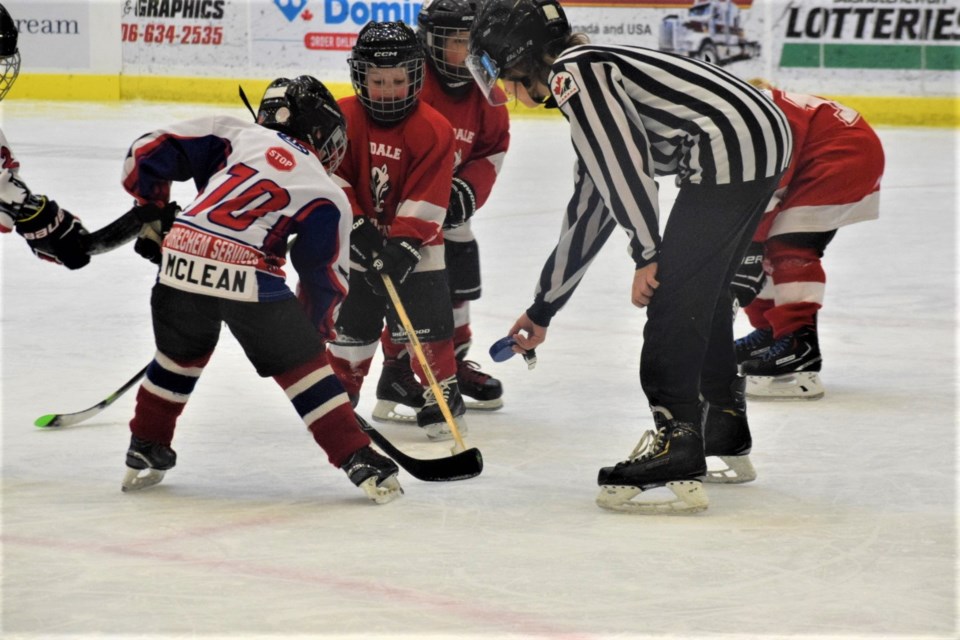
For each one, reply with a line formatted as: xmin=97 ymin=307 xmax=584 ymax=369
xmin=746 ymin=371 xmax=824 ymax=401
xmin=121 ymin=467 xmax=166 ymax=492
xmin=705 ymin=454 xmax=757 ymax=484
xmin=464 ymin=397 xmax=504 ymax=411
xmin=357 ymin=475 xmax=404 ymax=504
xmin=371 ymin=400 xmax=419 ymax=424
xmin=423 ymin=418 xmax=468 ymax=442
xmin=595 ymin=480 xmax=708 ymax=514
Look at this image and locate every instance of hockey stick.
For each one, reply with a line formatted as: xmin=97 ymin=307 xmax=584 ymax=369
xmin=356 ymin=413 xmax=482 ymax=482
xmin=381 ymin=274 xmax=470 ymax=453
xmin=81 ymin=208 xmax=143 ymax=255
xmin=34 ymin=365 xmax=148 ymax=428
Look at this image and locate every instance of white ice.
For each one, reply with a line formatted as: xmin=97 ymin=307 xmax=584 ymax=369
xmin=0 ymin=101 xmax=956 ymax=639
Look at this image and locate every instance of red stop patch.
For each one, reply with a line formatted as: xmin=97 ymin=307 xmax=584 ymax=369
xmin=266 ymin=146 xmax=296 ymax=171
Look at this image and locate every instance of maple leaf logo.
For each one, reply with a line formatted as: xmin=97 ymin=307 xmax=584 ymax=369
xmin=302 ymin=9 xmax=313 ymax=20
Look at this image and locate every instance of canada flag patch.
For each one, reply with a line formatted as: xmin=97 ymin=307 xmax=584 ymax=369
xmin=551 ymin=71 xmax=580 ymax=107
xmin=266 ymin=146 xmax=296 ymax=172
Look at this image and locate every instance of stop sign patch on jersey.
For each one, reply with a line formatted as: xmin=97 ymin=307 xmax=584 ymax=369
xmin=551 ymin=71 xmax=580 ymax=107
xmin=266 ymin=146 xmax=296 ymax=171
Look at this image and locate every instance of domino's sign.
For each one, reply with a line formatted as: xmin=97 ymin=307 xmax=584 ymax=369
xmin=274 ymin=0 xmax=308 ymax=22
xmin=324 ymin=0 xmax=423 ymax=25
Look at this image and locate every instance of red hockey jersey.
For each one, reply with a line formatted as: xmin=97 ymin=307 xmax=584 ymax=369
xmin=756 ymin=88 xmax=884 ymax=240
xmin=419 ymin=65 xmax=510 ymax=215
xmin=334 ymin=96 xmax=455 ymax=272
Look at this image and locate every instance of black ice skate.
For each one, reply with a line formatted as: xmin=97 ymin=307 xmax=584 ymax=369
xmin=372 ymin=354 xmax=424 ymax=423
xmin=456 ymin=357 xmax=504 ymax=411
xmin=596 ymin=407 xmax=708 ymax=514
xmin=703 ymin=378 xmax=757 ymax=484
xmin=741 ymin=324 xmax=824 ymax=400
xmin=416 ymin=375 xmax=468 ymax=441
xmin=122 ymin=435 xmax=177 ymax=492
xmin=340 ymin=445 xmax=403 ymax=504
xmin=735 ymin=326 xmax=775 ymax=365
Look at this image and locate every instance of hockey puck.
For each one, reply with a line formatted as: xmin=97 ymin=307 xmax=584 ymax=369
xmin=489 ymin=336 xmax=517 ymax=362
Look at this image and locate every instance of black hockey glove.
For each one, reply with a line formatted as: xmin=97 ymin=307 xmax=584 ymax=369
xmin=443 ymin=178 xmax=476 ymax=230
xmin=730 ymin=241 xmax=767 ymax=309
xmin=133 ymin=202 xmax=180 ymax=265
xmin=15 ymin=196 xmax=91 ymax=270
xmin=349 ymin=216 xmax=384 ymax=269
xmin=365 ymin=237 xmax=422 ymax=295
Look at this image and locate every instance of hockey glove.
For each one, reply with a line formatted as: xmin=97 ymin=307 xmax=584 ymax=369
xmin=730 ymin=241 xmax=767 ymax=308
xmin=365 ymin=237 xmax=422 ymax=295
xmin=443 ymin=178 xmax=477 ymax=230
xmin=133 ymin=202 xmax=179 ymax=265
xmin=15 ymin=196 xmax=91 ymax=269
xmin=349 ymin=216 xmax=384 ymax=269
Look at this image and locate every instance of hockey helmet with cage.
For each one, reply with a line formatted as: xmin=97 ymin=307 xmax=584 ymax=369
xmin=349 ymin=21 xmax=425 ymax=124
xmin=0 ymin=3 xmax=20 ymax=101
xmin=257 ymin=75 xmax=348 ymax=173
xmin=466 ymin=0 xmax=569 ymax=106
xmin=417 ymin=0 xmax=477 ymax=91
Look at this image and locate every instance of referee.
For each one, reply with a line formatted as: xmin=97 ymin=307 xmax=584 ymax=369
xmin=467 ymin=0 xmax=792 ymax=514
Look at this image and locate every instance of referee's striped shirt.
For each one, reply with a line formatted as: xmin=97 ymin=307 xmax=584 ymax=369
xmin=527 ymin=44 xmax=793 ymax=326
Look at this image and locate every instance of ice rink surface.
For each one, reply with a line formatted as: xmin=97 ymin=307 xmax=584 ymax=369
xmin=0 ymin=100 xmax=956 ymax=639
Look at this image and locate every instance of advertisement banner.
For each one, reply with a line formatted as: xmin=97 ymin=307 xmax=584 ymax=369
xmin=8 ymin=0 xmax=91 ymax=71
xmin=9 ymin=0 xmax=955 ymax=100
xmin=120 ymin=0 xmax=248 ymax=76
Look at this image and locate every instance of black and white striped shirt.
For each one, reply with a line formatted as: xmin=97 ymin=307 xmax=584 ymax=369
xmin=527 ymin=44 xmax=792 ymax=326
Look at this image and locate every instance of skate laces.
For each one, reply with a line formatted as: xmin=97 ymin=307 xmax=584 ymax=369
xmin=738 ymin=327 xmax=772 ymax=350
xmin=618 ymin=428 xmax=668 ymax=466
xmin=457 ymin=359 xmax=491 ymax=384
xmin=760 ymin=334 xmax=794 ymax=361
xmin=422 ymin=377 xmax=453 ymax=406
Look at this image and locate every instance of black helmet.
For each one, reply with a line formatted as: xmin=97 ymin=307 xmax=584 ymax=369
xmin=466 ymin=0 xmax=569 ymax=105
xmin=349 ymin=21 xmax=425 ymax=124
xmin=257 ymin=75 xmax=348 ymax=173
xmin=417 ymin=0 xmax=477 ymax=89
xmin=0 ymin=3 xmax=20 ymax=101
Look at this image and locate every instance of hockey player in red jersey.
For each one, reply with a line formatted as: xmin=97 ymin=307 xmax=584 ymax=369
xmin=371 ymin=0 xmax=512 ymax=424
xmin=731 ymin=80 xmax=885 ymax=400
xmin=119 ymin=76 xmax=403 ymax=504
xmin=328 ymin=21 xmax=465 ymax=441
xmin=0 ymin=2 xmax=90 ymax=269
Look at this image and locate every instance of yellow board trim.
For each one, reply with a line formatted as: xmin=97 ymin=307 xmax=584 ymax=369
xmin=9 ymin=73 xmax=959 ymax=128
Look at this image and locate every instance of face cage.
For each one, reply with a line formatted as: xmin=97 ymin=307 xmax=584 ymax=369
xmin=317 ymin=126 xmax=348 ymax=174
xmin=426 ymin=26 xmax=473 ymax=83
xmin=350 ymin=59 xmax=425 ymax=124
xmin=0 ymin=52 xmax=20 ymax=101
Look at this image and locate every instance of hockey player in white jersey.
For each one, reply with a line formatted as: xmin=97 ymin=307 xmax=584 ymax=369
xmin=119 ymin=76 xmax=402 ymax=504
xmin=0 ymin=2 xmax=90 ymax=269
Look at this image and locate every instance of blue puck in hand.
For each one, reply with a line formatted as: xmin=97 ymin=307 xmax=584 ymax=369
xmin=489 ymin=336 xmax=517 ymax=362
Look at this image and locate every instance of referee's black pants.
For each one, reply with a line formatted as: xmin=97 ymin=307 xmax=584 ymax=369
xmin=640 ymin=173 xmax=783 ymax=424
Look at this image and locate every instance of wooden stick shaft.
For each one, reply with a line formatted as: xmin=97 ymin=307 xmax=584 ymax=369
xmin=381 ymin=274 xmax=467 ymax=451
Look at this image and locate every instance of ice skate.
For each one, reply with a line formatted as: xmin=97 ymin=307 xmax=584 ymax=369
xmin=456 ymin=357 xmax=503 ymax=411
xmin=372 ymin=354 xmax=424 ymax=423
xmin=340 ymin=445 xmax=403 ymax=504
xmin=742 ymin=325 xmax=824 ymax=400
xmin=703 ymin=378 xmax=757 ymax=484
xmin=735 ymin=326 xmax=775 ymax=365
xmin=416 ymin=376 xmax=468 ymax=441
xmin=596 ymin=408 xmax=708 ymax=514
xmin=121 ymin=436 xmax=177 ymax=492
